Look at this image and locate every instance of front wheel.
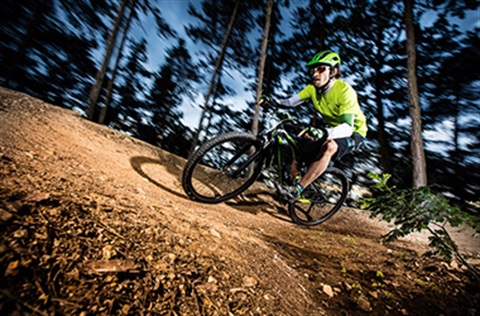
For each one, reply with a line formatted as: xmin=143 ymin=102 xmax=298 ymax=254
xmin=288 ymin=167 xmax=349 ymax=226
xmin=182 ymin=132 xmax=264 ymax=203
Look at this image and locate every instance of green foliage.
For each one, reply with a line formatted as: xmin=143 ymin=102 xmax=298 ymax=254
xmin=361 ymin=173 xmax=479 ymax=262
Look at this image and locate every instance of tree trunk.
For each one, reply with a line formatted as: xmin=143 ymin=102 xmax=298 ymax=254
xmin=86 ymin=0 xmax=130 ymax=120
xmin=203 ymin=70 xmax=223 ymax=136
xmin=99 ymin=1 xmax=135 ymax=124
xmin=189 ymin=0 xmax=241 ymax=157
xmin=373 ymin=3 xmax=393 ymax=174
xmin=404 ymin=0 xmax=427 ymax=188
xmin=251 ymin=0 xmax=274 ymax=136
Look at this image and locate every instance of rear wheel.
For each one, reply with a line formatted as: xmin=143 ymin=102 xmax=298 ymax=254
xmin=288 ymin=167 xmax=349 ymax=226
xmin=182 ymin=132 xmax=264 ymax=203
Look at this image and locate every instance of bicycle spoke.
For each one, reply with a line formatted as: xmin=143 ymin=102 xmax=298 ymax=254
xmin=182 ymin=132 xmax=264 ymax=203
xmin=294 ymin=204 xmax=314 ymax=222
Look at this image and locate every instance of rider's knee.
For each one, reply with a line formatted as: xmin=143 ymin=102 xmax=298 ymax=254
xmin=323 ymin=140 xmax=338 ymax=157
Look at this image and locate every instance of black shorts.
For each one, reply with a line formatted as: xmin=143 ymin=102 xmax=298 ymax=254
xmin=297 ymin=132 xmax=364 ymax=166
xmin=333 ymin=132 xmax=365 ymax=161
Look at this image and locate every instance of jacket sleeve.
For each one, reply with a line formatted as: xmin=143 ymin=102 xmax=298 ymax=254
xmin=272 ymin=95 xmax=305 ymax=108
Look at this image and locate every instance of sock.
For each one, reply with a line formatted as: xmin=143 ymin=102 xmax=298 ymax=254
xmin=294 ymin=183 xmax=305 ymax=197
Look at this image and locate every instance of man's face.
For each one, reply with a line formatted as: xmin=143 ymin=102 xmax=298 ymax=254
xmin=310 ymin=65 xmax=334 ymax=89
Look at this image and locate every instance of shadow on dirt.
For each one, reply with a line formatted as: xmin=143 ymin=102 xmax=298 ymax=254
xmin=226 ymin=189 xmax=294 ymax=224
xmin=130 ymin=155 xmax=294 ymax=224
xmin=130 ymin=156 xmax=187 ymax=200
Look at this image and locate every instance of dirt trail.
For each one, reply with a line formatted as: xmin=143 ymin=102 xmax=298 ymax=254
xmin=0 ymin=87 xmax=478 ymax=315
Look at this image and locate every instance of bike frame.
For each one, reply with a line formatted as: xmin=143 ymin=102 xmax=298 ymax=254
xmin=181 ymin=107 xmax=349 ymax=225
xmin=256 ymin=113 xmax=303 ymax=185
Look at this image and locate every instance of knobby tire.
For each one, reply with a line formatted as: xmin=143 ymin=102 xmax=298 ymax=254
xmin=182 ymin=132 xmax=264 ymax=203
xmin=288 ymin=167 xmax=349 ymax=226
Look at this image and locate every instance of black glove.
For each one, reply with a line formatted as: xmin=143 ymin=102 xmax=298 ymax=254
xmin=298 ymin=126 xmax=324 ymax=139
xmin=305 ymin=126 xmax=325 ymax=139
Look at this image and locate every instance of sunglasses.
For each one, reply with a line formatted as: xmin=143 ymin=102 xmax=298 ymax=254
xmin=309 ymin=65 xmax=329 ymax=75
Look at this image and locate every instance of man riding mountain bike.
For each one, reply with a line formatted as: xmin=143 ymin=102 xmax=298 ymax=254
xmin=258 ymin=50 xmax=368 ymax=202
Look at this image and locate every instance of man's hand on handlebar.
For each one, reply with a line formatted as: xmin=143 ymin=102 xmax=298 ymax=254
xmin=297 ymin=126 xmax=326 ymax=140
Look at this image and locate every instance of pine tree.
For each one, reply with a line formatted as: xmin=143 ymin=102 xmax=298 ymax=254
xmin=415 ymin=12 xmax=479 ymax=207
xmin=98 ymin=1 xmax=136 ymax=124
xmin=334 ymin=0 xmax=406 ymax=175
xmin=86 ymin=0 xmax=175 ymax=121
xmin=86 ymin=0 xmax=132 ymax=120
xmin=251 ymin=0 xmax=274 ymax=136
xmin=186 ymin=0 xmax=261 ymax=154
xmin=142 ymin=39 xmax=200 ymax=156
xmin=187 ymin=0 xmax=241 ymax=155
xmin=0 ymin=0 xmax=100 ymax=107
xmin=110 ymin=39 xmax=151 ymax=134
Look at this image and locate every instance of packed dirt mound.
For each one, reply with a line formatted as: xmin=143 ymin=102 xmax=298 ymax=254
xmin=0 ymin=87 xmax=479 ymax=315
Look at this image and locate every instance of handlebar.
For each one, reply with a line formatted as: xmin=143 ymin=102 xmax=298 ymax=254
xmin=257 ymin=98 xmax=328 ymax=141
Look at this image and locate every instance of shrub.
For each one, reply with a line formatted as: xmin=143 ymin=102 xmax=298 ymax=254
xmin=361 ymin=173 xmax=479 ymax=279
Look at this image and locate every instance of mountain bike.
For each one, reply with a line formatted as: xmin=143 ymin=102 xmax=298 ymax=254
xmin=181 ymin=108 xmax=349 ymax=226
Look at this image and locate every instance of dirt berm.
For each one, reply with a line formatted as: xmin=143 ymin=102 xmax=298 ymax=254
xmin=0 ymin=87 xmax=478 ymax=315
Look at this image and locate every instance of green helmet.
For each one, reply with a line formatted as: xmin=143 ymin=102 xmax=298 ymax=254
xmin=307 ymin=50 xmax=341 ymax=69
